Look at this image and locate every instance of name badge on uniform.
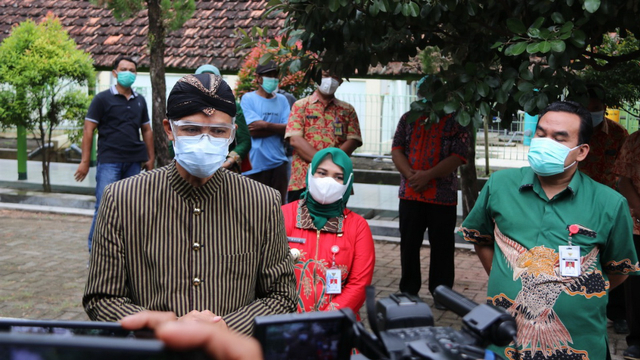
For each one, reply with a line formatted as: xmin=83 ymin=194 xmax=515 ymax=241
xmin=334 ymin=121 xmax=343 ymax=136
xmin=326 ymin=269 xmax=342 ymax=294
xmin=287 ymin=237 xmax=306 ymax=244
xmin=559 ymin=245 xmax=581 ymax=277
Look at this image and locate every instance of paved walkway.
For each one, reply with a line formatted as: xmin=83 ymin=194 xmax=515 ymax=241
xmin=0 ymin=209 xmax=628 ymax=359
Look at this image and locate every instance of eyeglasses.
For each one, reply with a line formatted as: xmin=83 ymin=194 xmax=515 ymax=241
xmin=171 ymin=120 xmax=235 ymax=145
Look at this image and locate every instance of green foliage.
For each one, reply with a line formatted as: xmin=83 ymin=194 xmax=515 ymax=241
xmin=419 ymin=46 xmax=451 ymax=74
xmin=92 ymin=0 xmax=196 ymax=166
xmin=578 ymin=30 xmax=640 ymax=115
xmin=241 ymin=0 xmax=640 ymax=129
xmin=235 ymin=39 xmax=315 ymax=100
xmin=93 ymin=0 xmax=195 ymax=31
xmin=0 ymin=15 xmax=94 ymax=191
xmin=0 ymin=16 xmax=94 ymax=128
xmin=94 ymin=0 xmax=144 ymax=21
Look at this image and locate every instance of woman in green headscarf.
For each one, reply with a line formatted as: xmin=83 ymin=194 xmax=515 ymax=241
xmin=281 ymin=148 xmax=375 ymax=315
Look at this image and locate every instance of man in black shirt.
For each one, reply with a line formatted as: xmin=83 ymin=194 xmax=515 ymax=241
xmin=74 ymin=56 xmax=154 ymax=253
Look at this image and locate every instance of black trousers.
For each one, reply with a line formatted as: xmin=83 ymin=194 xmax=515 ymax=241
xmin=287 ymin=188 xmax=305 ymax=203
xmin=399 ymin=199 xmax=456 ymax=295
xmin=607 ymin=282 xmax=627 ymax=321
xmin=627 ymin=234 xmax=640 ymax=346
xmin=246 ymin=161 xmax=289 ymax=205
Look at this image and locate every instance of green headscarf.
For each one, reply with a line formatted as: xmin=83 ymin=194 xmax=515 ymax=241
xmin=301 ymin=148 xmax=354 ymax=230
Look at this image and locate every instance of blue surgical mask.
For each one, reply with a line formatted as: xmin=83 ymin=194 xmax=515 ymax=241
xmin=261 ymin=77 xmax=279 ymax=94
xmin=172 ymin=134 xmax=228 ymax=178
xmin=116 ymin=71 xmax=136 ymax=88
xmin=590 ymin=110 xmax=605 ymax=127
xmin=528 ymin=137 xmax=581 ymax=176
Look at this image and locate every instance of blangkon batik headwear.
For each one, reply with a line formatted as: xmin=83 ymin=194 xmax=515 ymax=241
xmin=166 ymin=73 xmax=236 ymax=119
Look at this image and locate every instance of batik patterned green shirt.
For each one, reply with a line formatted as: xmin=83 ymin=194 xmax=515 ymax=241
xmin=462 ymin=167 xmax=639 ymax=360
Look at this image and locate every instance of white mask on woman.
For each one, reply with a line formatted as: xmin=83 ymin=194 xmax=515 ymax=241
xmin=307 ymin=169 xmax=352 ymax=204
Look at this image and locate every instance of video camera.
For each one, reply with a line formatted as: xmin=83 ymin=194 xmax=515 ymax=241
xmin=0 ymin=319 xmax=208 ymax=360
xmin=254 ymin=285 xmax=517 ymax=360
xmin=0 ymin=286 xmax=516 ymax=360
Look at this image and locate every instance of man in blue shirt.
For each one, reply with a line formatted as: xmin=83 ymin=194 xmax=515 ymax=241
xmin=240 ymin=61 xmax=291 ymax=204
xmin=74 ymin=56 xmax=154 ymax=253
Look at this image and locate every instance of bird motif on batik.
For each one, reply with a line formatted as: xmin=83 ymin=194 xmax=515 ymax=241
xmin=492 ymin=225 xmax=606 ymax=360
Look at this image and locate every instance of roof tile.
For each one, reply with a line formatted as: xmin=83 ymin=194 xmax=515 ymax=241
xmin=0 ymin=0 xmax=415 ymax=76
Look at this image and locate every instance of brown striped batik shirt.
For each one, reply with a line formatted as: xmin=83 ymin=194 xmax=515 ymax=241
xmin=83 ymin=162 xmax=297 ymax=335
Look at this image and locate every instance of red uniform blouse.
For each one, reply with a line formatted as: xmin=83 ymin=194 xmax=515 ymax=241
xmin=282 ymin=200 xmax=375 ymax=315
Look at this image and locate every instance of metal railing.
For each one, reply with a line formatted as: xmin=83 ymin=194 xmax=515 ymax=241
xmin=3 ymin=87 xmax=639 ymax=161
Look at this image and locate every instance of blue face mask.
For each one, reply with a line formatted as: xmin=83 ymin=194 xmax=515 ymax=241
xmin=116 ymin=71 xmax=136 ymax=88
xmin=590 ymin=110 xmax=605 ymax=127
xmin=261 ymin=77 xmax=279 ymax=94
xmin=527 ymin=137 xmax=581 ymax=176
xmin=172 ymin=134 xmax=228 ymax=178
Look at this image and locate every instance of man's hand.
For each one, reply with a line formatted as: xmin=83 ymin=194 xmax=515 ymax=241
xmin=178 ymin=310 xmax=227 ymax=328
xmin=221 ymin=158 xmax=235 ymax=169
xmin=120 ymin=311 xmax=178 ymax=330
xmin=120 ymin=311 xmax=262 ymax=360
xmin=74 ymin=162 xmax=90 ymax=182
xmin=407 ymin=170 xmax=433 ymax=193
xmin=143 ymin=158 xmax=154 ymax=171
xmin=247 ymin=120 xmax=270 ymax=132
xmin=248 ymin=120 xmax=285 ymax=138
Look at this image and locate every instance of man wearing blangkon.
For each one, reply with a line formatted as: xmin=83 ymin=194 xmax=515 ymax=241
xmin=462 ymin=101 xmax=639 ymax=359
xmin=83 ymin=74 xmax=297 ymax=335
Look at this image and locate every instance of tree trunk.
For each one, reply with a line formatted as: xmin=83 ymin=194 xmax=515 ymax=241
xmin=147 ymin=0 xmax=170 ymax=166
xmin=460 ymin=124 xmax=478 ymax=218
xmin=38 ymin=120 xmax=51 ymax=192
xmin=45 ymin=122 xmax=54 ymax=192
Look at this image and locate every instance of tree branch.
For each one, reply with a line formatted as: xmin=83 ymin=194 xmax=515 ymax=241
xmin=581 ymin=49 xmax=640 ymax=71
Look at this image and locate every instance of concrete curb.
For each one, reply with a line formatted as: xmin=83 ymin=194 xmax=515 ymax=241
xmin=0 ymin=186 xmax=472 ymax=250
xmin=0 ymin=202 xmax=93 ymax=216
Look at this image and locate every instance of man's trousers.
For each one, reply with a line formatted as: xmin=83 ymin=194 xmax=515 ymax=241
xmin=399 ymin=199 xmax=456 ymax=295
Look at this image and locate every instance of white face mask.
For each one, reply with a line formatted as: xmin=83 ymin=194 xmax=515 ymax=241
xmin=172 ymin=135 xmax=228 ymax=178
xmin=307 ymin=169 xmax=352 ymax=204
xmin=318 ymin=77 xmax=340 ymax=96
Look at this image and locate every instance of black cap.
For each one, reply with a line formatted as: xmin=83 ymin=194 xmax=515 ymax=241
xmin=166 ymin=74 xmax=236 ymax=119
xmin=256 ymin=61 xmax=278 ymax=75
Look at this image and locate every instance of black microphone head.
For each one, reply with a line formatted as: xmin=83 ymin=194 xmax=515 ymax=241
xmin=493 ymin=315 xmax=518 ymax=346
xmin=433 ymin=285 xmax=478 ymax=316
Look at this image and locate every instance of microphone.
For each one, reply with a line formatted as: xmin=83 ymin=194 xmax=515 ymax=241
xmin=432 ymin=285 xmax=478 ymax=317
xmin=434 ymin=285 xmax=517 ymax=347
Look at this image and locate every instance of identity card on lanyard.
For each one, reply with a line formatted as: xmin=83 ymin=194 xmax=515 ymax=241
xmin=326 ymin=245 xmax=342 ymax=294
xmin=560 ymin=225 xmax=581 ymax=277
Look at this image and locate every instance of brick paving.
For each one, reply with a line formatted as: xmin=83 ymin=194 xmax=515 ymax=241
xmin=0 ymin=209 xmax=628 ymax=359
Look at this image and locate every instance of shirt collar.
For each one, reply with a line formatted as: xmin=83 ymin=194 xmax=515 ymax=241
xmin=600 ymin=117 xmax=610 ymax=134
xmin=518 ymin=166 xmax=581 ymax=199
xmin=168 ymin=161 xmax=224 ymax=199
xmin=110 ymin=84 xmax=138 ymax=99
xmin=295 ymin=199 xmax=344 ymax=233
xmin=310 ymin=91 xmax=336 ymax=106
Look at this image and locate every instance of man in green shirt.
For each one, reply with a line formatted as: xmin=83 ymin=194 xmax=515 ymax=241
xmin=462 ymin=101 xmax=639 ymax=360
